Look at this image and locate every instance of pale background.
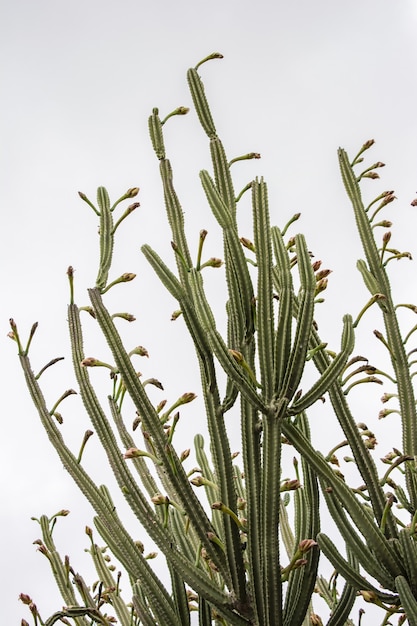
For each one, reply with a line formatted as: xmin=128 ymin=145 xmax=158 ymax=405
xmin=2 ymin=0 xmax=417 ymax=623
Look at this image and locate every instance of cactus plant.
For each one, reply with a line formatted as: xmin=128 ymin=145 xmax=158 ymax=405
xmin=12 ymin=53 xmax=417 ymax=625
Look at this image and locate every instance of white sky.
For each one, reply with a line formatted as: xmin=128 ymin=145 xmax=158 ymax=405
xmin=2 ymin=0 xmax=417 ymax=623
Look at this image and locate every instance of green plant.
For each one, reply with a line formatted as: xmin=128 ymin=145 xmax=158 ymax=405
xmin=12 ymin=53 xmax=417 ymax=625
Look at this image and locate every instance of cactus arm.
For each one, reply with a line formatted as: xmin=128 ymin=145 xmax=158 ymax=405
xmin=321 ymin=480 xmax=396 ymax=590
xmin=339 ymin=148 xmax=417 ymax=506
xmin=252 ymin=177 xmax=275 ymax=400
xmin=326 ymin=548 xmax=359 ymax=626
xmin=159 ymin=158 xmax=193 ymax=285
xmin=168 ymin=560 xmax=191 ymax=626
xmin=18 ymin=352 xmax=181 ymax=621
xmin=96 ymin=187 xmax=114 ymax=290
xmin=395 ymin=576 xmax=417 ymax=626
xmin=240 ymin=394 xmax=264 ymax=625
xmin=187 ymin=67 xmax=217 ymax=139
xmin=87 ymin=539 xmax=132 ymax=625
xmin=261 ymin=402 xmax=285 ymax=626
xmin=317 ymin=533 xmax=399 ymax=604
xmin=289 ymin=314 xmax=354 ymax=415
xmin=107 ymin=396 xmax=160 ymax=499
xmin=283 ymin=414 xmax=320 ymax=626
xmin=88 ymin=288 xmax=231 ymax=583
xmin=271 ymin=226 xmax=293 ymax=393
xmin=283 ymin=420 xmax=404 ymax=577
xmin=281 ymin=234 xmax=316 ymax=401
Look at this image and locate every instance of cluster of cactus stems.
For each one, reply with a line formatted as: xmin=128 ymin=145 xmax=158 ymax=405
xmin=11 ymin=53 xmax=417 ymax=625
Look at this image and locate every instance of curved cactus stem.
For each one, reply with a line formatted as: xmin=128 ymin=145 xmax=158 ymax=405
xmin=289 ymin=314 xmax=354 ymax=414
xmin=317 ymin=533 xmax=399 ymax=604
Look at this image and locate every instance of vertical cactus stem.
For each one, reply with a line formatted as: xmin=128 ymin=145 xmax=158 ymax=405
xmin=67 ymin=266 xmax=75 ymax=305
xmin=95 ymin=186 xmax=114 ymax=291
xmin=77 ymin=430 xmax=94 ymax=464
xmin=148 ymin=108 xmax=165 ymax=160
xmin=281 ymin=212 xmax=301 ymax=237
xmin=196 ymin=229 xmax=208 ymax=271
xmin=187 ymin=68 xmax=217 ymax=139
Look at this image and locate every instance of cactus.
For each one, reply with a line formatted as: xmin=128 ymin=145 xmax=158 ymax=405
xmin=12 ymin=54 xmax=417 ymax=625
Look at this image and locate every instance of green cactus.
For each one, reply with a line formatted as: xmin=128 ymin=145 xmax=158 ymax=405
xmin=13 ymin=54 xmax=417 ymax=625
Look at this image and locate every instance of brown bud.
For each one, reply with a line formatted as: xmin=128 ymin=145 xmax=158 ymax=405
xmin=145 ymin=551 xmax=158 ymax=559
xmin=121 ymin=272 xmax=136 ymax=282
xmin=81 ymin=357 xmax=99 ymax=367
xmin=171 ymin=310 xmax=182 ymax=321
xmin=180 ymin=448 xmax=190 ymax=462
xmin=205 ymin=257 xmax=223 ymax=268
xmin=361 ymin=589 xmax=378 ymax=603
xmin=151 ymin=494 xmax=167 ymax=505
xmin=363 ymin=139 xmax=375 ymax=149
xmin=240 ymin=237 xmax=255 ymax=252
xmin=19 ymin=594 xmax=32 ymax=605
xmin=190 ymin=476 xmax=205 ymax=487
xmin=229 ymin=349 xmax=244 ymax=363
xmin=180 ymin=392 xmax=197 ymax=404
xmin=129 ymin=346 xmax=149 ymax=357
xmin=124 ymin=447 xmax=140 ymax=459
xmin=299 ymin=539 xmax=317 ymax=553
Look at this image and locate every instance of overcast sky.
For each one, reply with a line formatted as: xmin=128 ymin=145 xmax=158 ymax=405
xmin=2 ymin=1 xmax=417 ymax=623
